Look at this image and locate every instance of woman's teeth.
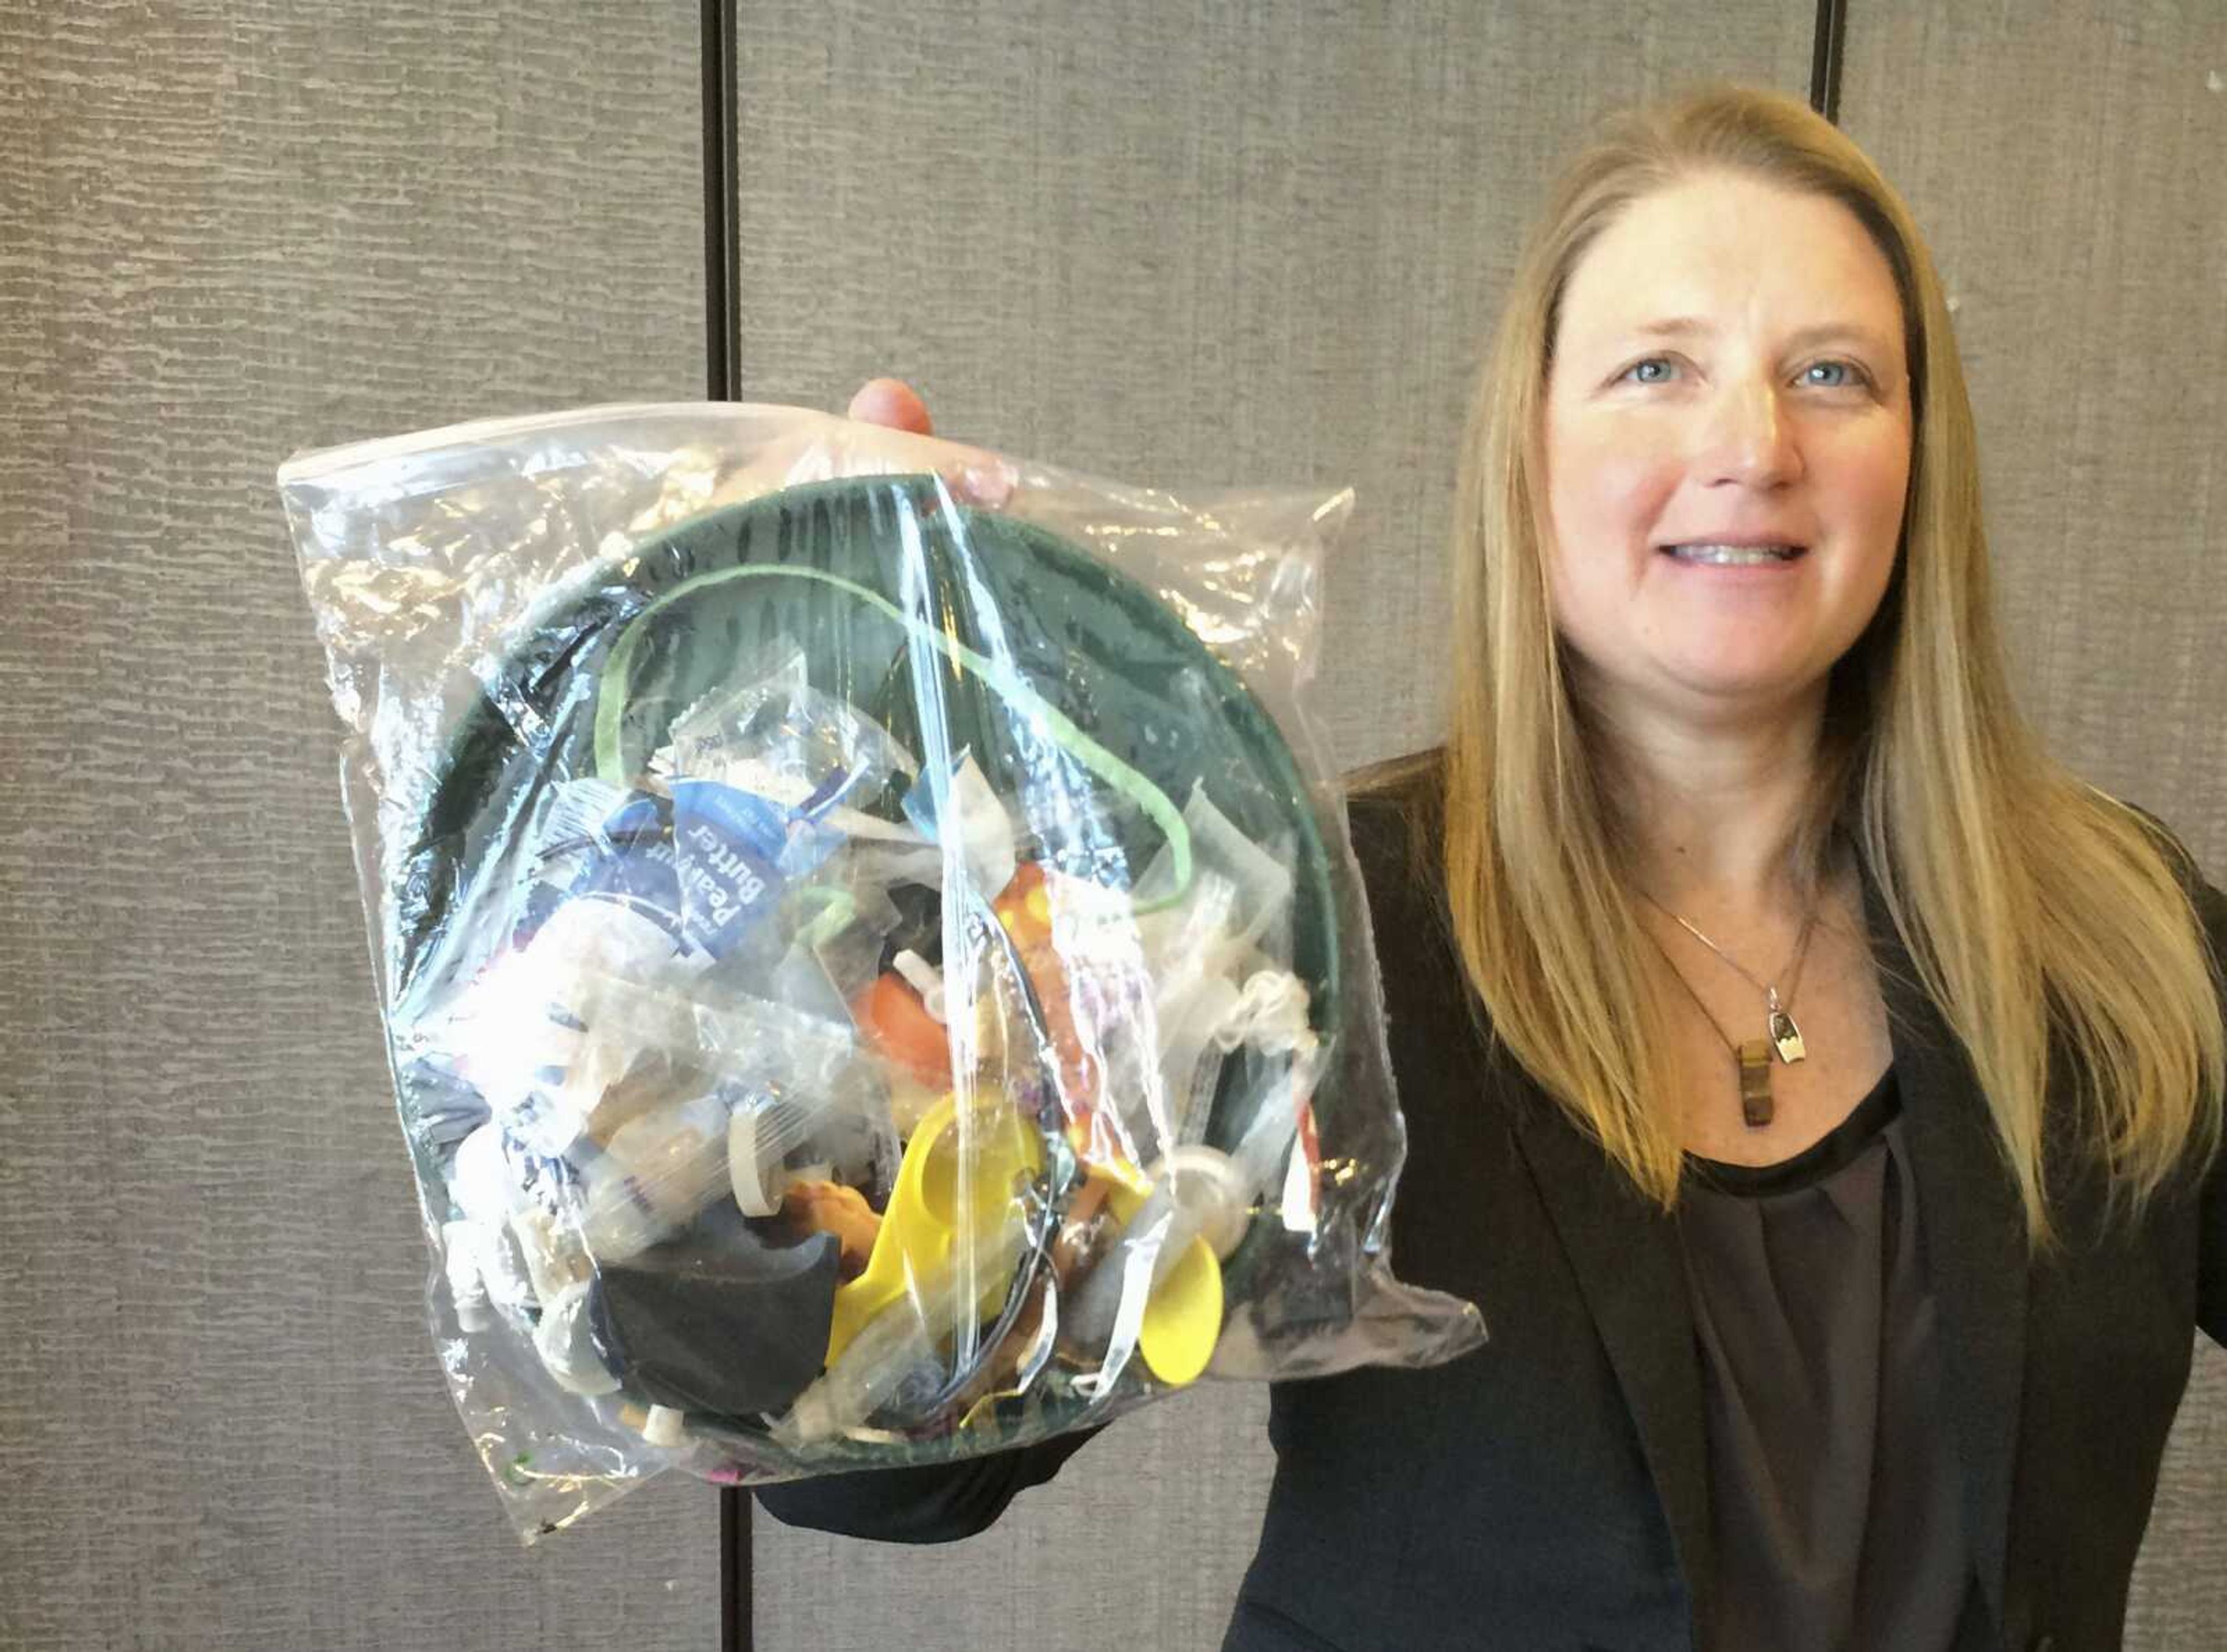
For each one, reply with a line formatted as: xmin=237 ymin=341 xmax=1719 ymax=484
xmin=1664 ymin=543 xmax=1802 ymax=565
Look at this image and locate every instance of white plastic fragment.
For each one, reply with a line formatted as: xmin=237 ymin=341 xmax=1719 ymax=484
xmin=441 ymin=1221 xmax=495 ymax=1332
xmin=533 ymin=1281 xmax=622 ymax=1397
xmin=942 ymin=753 xmax=1016 ymax=899
xmin=890 ymin=949 xmax=947 ymax=1022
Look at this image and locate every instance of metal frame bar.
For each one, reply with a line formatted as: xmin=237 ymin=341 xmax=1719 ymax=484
xmin=703 ymin=0 xmax=751 ymax=1644
xmin=702 ymin=0 xmax=743 ymax=404
xmin=1811 ymin=0 xmax=1849 ymax=122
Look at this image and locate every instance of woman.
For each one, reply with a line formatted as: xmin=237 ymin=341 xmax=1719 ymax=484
xmin=761 ymin=86 xmax=2226 ymax=1652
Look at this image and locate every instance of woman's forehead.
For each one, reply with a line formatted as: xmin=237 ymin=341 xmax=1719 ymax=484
xmin=1559 ymin=173 xmax=1905 ymax=355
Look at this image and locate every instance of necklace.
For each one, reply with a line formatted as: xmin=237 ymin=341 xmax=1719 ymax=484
xmin=1637 ymin=891 xmax=1818 ymax=1128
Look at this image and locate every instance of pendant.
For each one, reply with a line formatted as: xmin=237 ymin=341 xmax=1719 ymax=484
xmin=1767 ymin=987 xmax=1805 ymax=1064
xmin=1737 ymin=1039 xmax=1774 ymax=1128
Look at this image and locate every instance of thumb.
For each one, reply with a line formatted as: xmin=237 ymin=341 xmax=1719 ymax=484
xmin=846 ymin=377 xmax=934 ymax=436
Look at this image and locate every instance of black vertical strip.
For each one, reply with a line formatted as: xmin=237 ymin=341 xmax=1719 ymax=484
xmin=702 ymin=0 xmax=743 ymax=401
xmin=721 ymin=1479 xmax=753 ymax=1652
xmin=1809 ymin=0 xmax=1849 ymax=124
xmin=705 ymin=5 xmax=753 ymax=1642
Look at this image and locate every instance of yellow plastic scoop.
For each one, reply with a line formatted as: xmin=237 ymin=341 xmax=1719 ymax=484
xmin=823 ymin=1092 xmax=1041 ymax=1367
xmin=1089 ymin=1161 xmax=1226 ymax=1388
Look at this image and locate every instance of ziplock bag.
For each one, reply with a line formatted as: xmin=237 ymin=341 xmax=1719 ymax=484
xmin=281 ymin=402 xmax=1484 ymax=1541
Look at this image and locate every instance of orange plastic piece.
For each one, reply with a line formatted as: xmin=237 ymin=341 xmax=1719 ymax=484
xmin=781 ymin=1180 xmax=882 ymax=1279
xmin=850 ymin=971 xmax=952 ymax=1085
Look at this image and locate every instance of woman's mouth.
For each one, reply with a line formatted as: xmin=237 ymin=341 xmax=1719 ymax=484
xmin=1660 ymin=542 xmax=1807 ymax=566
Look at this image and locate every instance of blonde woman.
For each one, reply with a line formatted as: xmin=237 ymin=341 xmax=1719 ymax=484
xmin=762 ymin=87 xmax=2226 ymax=1652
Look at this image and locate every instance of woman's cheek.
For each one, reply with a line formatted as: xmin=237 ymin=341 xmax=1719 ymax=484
xmin=1558 ymin=441 xmax=1678 ymax=559
xmin=1825 ymin=413 xmax=1914 ymax=540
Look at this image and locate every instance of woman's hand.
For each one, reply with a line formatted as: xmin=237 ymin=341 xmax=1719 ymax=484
xmin=847 ymin=377 xmax=935 ymax=435
xmin=845 ymin=377 xmax=1014 ymax=506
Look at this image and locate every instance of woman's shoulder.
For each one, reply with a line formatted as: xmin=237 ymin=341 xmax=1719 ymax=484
xmin=1337 ymin=746 xmax=1478 ymax=1016
xmin=1339 ymin=746 xmax=1446 ymax=892
xmin=2099 ymin=795 xmax=2225 ymax=962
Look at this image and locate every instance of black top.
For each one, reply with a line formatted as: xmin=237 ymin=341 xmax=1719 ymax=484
xmin=1681 ymin=1066 xmax=1978 ymax=1650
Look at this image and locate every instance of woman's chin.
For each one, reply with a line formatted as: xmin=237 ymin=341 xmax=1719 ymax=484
xmin=1562 ymin=636 xmax=1840 ymax=733
xmin=1594 ymin=655 xmax=1834 ymax=732
xmin=1668 ymin=661 xmax=1834 ymax=721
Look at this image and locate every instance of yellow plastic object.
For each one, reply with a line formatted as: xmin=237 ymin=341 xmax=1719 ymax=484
xmin=1098 ymin=1164 xmax=1225 ymax=1387
xmin=824 ymin=1093 xmax=1042 ymax=1367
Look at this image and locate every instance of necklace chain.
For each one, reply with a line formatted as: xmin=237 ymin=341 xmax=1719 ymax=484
xmin=1637 ymin=917 xmax=1806 ymax=1055
xmin=1641 ymin=893 xmax=1819 ymax=1011
xmin=1635 ymin=876 xmax=1829 ymax=1129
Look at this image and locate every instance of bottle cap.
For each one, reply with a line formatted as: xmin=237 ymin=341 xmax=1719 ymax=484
xmin=728 ymin=1106 xmax=782 ymax=1217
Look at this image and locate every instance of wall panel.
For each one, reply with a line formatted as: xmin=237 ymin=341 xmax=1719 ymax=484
xmin=1842 ymin=1 xmax=2226 ymax=866
xmin=729 ymin=0 xmax=1818 ymax=774
xmin=0 ymin=6 xmax=712 ymax=1647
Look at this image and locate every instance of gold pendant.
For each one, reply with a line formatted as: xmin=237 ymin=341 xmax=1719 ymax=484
xmin=1737 ymin=1039 xmax=1774 ymax=1127
xmin=1767 ymin=988 xmax=1805 ymax=1064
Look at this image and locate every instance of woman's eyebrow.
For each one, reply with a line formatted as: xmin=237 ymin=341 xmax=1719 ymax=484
xmin=1780 ymin=322 xmax=1895 ymax=357
xmin=1626 ymin=317 xmax=1894 ymax=357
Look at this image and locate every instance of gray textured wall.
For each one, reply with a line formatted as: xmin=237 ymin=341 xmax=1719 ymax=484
xmin=0 ymin=6 xmax=716 ymax=1649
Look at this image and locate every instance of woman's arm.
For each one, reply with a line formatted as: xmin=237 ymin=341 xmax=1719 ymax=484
xmin=2109 ymin=803 xmax=2227 ymax=1345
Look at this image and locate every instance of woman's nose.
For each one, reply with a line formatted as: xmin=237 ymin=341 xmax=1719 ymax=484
xmin=1699 ymin=379 xmax=1802 ymax=490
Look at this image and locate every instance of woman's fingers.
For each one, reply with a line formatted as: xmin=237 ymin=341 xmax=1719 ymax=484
xmin=847 ymin=377 xmax=934 ymax=436
xmin=843 ymin=377 xmax=1015 ymax=507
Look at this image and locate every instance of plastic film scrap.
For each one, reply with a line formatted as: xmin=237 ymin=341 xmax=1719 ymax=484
xmin=280 ymin=402 xmax=1484 ymax=1542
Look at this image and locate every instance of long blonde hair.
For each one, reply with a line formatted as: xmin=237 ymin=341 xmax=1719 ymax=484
xmin=1425 ymin=85 xmax=2222 ymax=1239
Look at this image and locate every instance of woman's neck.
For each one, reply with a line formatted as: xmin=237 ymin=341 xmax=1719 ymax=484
xmin=1584 ymin=684 xmax=1834 ymax=921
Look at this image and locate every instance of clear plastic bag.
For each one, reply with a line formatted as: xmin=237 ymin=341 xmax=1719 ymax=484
xmin=280 ymin=402 xmax=1484 ymax=1541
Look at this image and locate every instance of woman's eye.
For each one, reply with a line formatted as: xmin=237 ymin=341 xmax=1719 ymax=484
xmin=1623 ymin=358 xmax=1676 ymax=384
xmin=1800 ymin=360 xmax=1861 ymax=389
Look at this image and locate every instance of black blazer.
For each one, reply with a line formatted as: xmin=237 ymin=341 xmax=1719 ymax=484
xmin=759 ymin=793 xmax=2227 ymax=1652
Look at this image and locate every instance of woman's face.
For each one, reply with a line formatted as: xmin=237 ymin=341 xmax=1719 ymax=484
xmin=1542 ymin=170 xmax=1913 ymax=732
